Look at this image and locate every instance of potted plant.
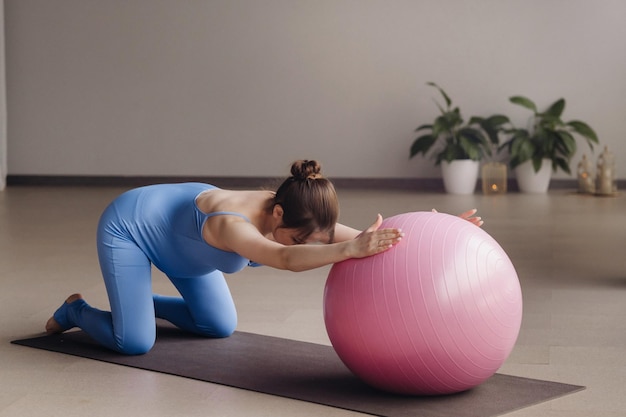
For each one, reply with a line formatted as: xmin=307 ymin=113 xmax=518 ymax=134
xmin=499 ymin=96 xmax=599 ymax=193
xmin=410 ymin=82 xmax=509 ymax=194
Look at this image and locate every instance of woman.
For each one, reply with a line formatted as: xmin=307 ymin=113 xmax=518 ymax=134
xmin=46 ymin=160 xmax=480 ymax=355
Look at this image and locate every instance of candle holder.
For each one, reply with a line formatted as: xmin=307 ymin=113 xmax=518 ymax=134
xmin=481 ymin=162 xmax=507 ymax=195
xmin=577 ymin=154 xmax=595 ymax=194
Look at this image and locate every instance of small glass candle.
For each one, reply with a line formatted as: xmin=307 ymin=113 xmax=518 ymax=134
xmin=482 ymin=162 xmax=507 ymax=195
xmin=577 ymin=154 xmax=595 ymax=194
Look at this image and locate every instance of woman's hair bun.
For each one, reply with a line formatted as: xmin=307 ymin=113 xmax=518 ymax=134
xmin=291 ymin=160 xmax=322 ymax=180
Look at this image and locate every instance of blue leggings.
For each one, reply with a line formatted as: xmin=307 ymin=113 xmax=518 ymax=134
xmin=53 ymin=233 xmax=238 ymax=355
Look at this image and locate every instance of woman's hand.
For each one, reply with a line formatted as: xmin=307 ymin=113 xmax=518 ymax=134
xmin=458 ymin=209 xmax=483 ymax=227
xmin=350 ymin=214 xmax=404 ymax=258
xmin=432 ymin=208 xmax=484 ymax=227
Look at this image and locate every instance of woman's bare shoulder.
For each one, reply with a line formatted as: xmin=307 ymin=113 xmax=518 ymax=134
xmin=197 ymin=189 xmax=243 ymax=211
xmin=196 ymin=189 xmax=272 ymax=217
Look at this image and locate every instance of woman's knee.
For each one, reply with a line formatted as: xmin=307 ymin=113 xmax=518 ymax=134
xmin=196 ymin=314 xmax=237 ymax=338
xmin=116 ymin=336 xmax=155 ymax=355
xmin=114 ymin=324 xmax=156 ymax=355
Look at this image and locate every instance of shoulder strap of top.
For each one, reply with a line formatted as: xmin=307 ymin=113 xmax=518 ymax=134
xmin=204 ymin=211 xmax=251 ymax=223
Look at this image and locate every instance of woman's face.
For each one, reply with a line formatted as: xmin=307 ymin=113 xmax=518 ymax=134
xmin=272 ymin=228 xmax=332 ymax=246
xmin=270 ymin=204 xmax=332 ymax=246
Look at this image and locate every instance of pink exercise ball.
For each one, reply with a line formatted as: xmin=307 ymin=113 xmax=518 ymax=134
xmin=324 ymin=211 xmax=522 ymax=395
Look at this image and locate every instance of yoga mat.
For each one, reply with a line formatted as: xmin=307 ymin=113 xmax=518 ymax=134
xmin=12 ymin=324 xmax=584 ymax=417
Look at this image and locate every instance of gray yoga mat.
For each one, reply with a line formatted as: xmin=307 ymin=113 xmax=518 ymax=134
xmin=12 ymin=324 xmax=584 ymax=417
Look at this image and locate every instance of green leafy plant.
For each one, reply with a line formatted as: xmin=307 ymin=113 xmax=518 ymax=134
xmin=500 ymin=96 xmax=599 ymax=174
xmin=410 ymin=82 xmax=509 ymax=164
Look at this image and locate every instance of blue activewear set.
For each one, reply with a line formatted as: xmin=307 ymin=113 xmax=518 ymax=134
xmin=52 ymin=183 xmax=258 ymax=354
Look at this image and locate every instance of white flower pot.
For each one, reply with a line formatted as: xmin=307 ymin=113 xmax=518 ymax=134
xmin=441 ymin=160 xmax=480 ymax=195
xmin=514 ymin=159 xmax=553 ymax=193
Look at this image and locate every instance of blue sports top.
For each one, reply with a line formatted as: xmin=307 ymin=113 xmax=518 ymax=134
xmin=97 ymin=183 xmax=260 ymax=278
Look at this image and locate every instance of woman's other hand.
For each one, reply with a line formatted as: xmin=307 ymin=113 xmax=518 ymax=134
xmin=432 ymin=208 xmax=484 ymax=227
xmin=458 ymin=209 xmax=483 ymax=227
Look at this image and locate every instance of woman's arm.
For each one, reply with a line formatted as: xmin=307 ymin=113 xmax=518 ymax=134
xmin=219 ymin=215 xmax=403 ymax=272
xmin=333 ymin=219 xmax=371 ymax=242
xmin=334 ymin=210 xmax=484 ymax=245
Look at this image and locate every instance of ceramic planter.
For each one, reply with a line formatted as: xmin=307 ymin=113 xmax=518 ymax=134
xmin=441 ymin=160 xmax=480 ymax=194
xmin=514 ymin=159 xmax=552 ymax=193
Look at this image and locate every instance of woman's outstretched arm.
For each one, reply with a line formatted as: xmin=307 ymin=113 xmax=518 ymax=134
xmin=219 ymin=215 xmax=403 ymax=272
xmin=334 ymin=209 xmax=484 ymax=245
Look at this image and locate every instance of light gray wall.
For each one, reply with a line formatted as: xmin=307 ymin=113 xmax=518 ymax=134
xmin=5 ymin=0 xmax=626 ymax=179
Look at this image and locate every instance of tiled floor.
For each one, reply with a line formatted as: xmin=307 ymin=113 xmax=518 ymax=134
xmin=0 ymin=185 xmax=625 ymax=416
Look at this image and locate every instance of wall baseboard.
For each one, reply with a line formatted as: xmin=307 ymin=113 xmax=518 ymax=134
xmin=6 ymin=174 xmax=615 ymax=193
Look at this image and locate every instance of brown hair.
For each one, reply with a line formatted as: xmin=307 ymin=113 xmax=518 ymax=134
xmin=272 ymin=160 xmax=339 ymax=242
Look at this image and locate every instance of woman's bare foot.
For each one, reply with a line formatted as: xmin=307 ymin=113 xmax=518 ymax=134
xmin=45 ymin=293 xmax=83 ymax=334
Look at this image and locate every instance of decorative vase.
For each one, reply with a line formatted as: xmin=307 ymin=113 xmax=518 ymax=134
xmin=441 ymin=160 xmax=479 ymax=195
xmin=514 ymin=159 xmax=552 ymax=193
xmin=596 ymin=146 xmax=617 ymax=196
